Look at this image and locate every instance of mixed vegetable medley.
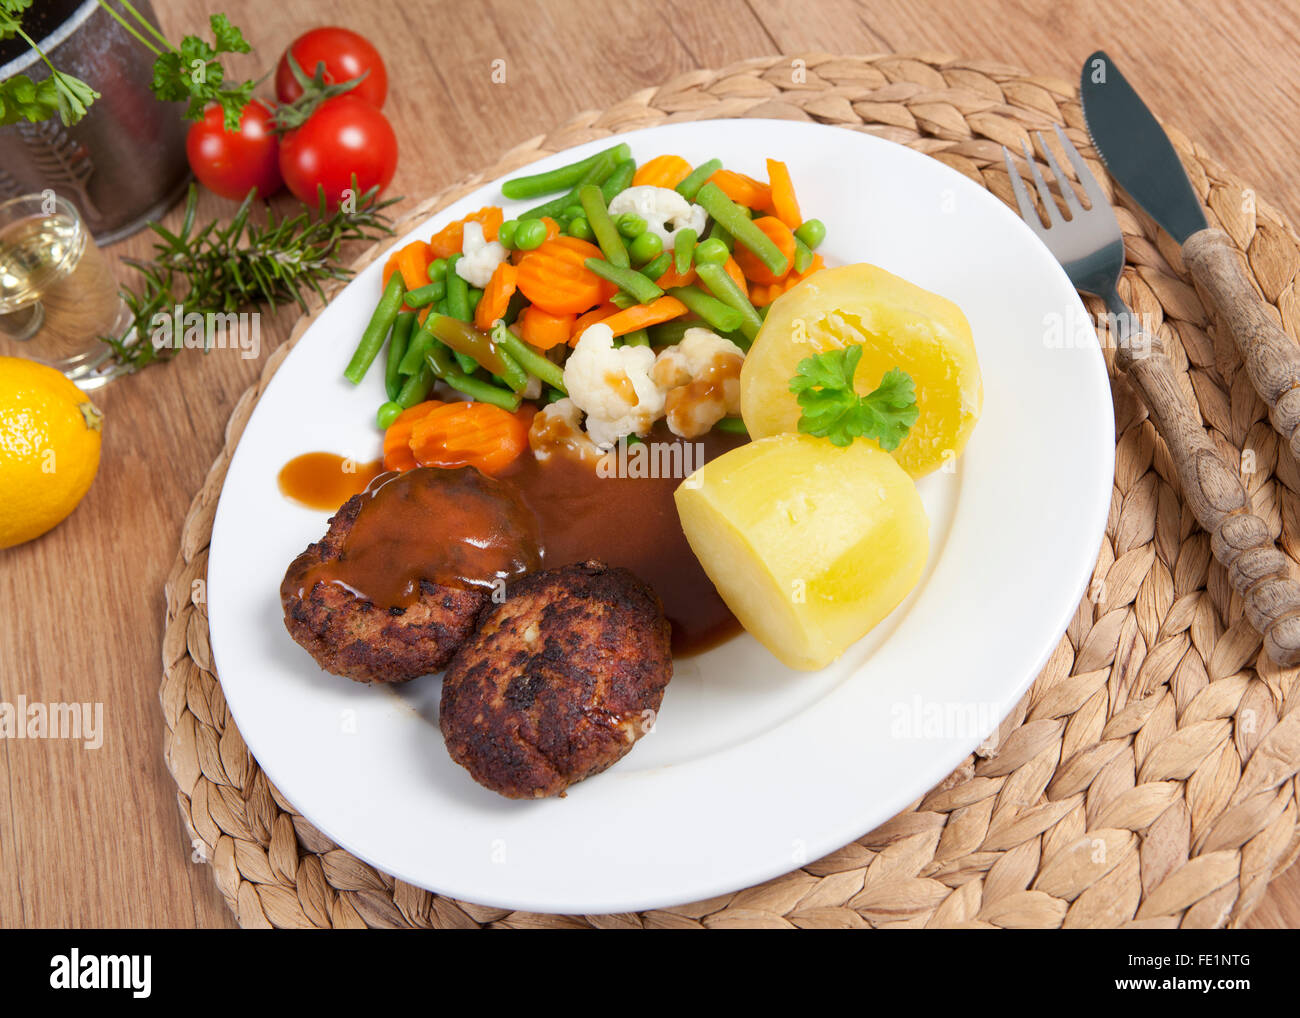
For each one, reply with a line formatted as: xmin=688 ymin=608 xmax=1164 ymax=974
xmin=344 ymin=144 xmax=830 ymax=476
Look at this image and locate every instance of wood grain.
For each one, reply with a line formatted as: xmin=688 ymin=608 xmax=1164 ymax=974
xmin=2 ymin=0 xmax=1299 ymax=928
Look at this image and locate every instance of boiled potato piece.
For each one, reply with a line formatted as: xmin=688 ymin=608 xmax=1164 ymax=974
xmin=740 ymin=263 xmax=982 ymax=479
xmin=676 ymin=433 xmax=928 ymax=671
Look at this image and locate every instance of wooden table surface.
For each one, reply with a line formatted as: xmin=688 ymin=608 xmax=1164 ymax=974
xmin=3 ymin=0 xmax=1299 ymax=929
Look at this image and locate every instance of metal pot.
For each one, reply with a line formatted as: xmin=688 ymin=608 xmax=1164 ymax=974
xmin=0 ymin=0 xmax=191 ymax=243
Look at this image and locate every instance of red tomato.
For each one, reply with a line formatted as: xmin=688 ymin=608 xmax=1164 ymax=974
xmin=275 ymin=27 xmax=388 ymax=109
xmin=185 ymin=100 xmax=282 ymax=200
xmin=277 ymin=95 xmax=398 ymax=209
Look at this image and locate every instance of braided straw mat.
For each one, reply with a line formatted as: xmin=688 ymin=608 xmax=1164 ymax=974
xmin=161 ymin=54 xmax=1300 ymax=929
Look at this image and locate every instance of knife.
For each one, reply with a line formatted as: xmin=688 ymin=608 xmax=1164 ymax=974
xmin=1080 ymin=50 xmax=1300 ymax=461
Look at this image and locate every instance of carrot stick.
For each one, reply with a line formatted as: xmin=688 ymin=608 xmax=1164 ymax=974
xmin=707 ymin=169 xmax=772 ymax=212
xmin=474 ymin=262 xmax=518 ymax=330
xmin=733 ymin=216 xmax=797 ymax=285
xmin=570 ymin=302 xmax=620 ymax=344
xmin=766 ymin=158 xmax=802 ymax=230
xmin=599 ymin=295 xmax=688 ymax=337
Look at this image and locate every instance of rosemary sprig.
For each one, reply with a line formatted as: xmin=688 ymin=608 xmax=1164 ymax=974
xmin=101 ymin=183 xmax=400 ymax=371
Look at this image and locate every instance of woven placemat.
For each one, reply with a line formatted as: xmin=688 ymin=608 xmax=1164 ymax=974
xmin=160 ymin=53 xmax=1300 ymax=929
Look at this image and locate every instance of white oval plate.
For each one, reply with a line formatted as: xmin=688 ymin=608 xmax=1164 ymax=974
xmin=206 ymin=119 xmax=1113 ymax=915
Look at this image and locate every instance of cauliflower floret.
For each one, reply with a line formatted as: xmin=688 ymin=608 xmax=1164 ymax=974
xmin=652 ymin=328 xmax=745 ymax=438
xmin=528 ymin=398 xmax=606 ymax=465
xmin=454 ymin=221 xmax=508 ymax=288
xmin=563 ymin=323 xmax=666 ymax=448
xmin=607 ymin=185 xmax=707 ymax=249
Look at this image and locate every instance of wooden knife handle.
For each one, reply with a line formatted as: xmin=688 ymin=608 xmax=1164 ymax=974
xmin=1113 ymin=311 xmax=1300 ymax=664
xmin=1183 ymin=227 xmax=1300 ymax=461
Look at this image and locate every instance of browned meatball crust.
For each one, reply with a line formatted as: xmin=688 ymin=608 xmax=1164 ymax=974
xmin=281 ymin=493 xmax=486 ymax=683
xmin=440 ymin=560 xmax=673 ymax=798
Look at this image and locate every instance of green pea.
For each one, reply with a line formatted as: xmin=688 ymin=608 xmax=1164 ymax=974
xmin=377 ymin=401 xmax=403 ymax=429
xmin=694 ymin=237 xmax=729 ymax=264
xmin=514 ymin=218 xmax=548 ymax=250
xmin=427 ymin=258 xmax=448 ymax=281
xmin=628 ymin=230 xmax=663 ymax=265
xmin=562 ymin=205 xmax=584 ymax=222
xmin=497 ymin=220 xmax=519 ymax=250
xmin=794 ymin=218 xmax=826 ymax=250
xmin=616 ymin=213 xmax=647 ymax=239
xmin=567 ymin=217 xmax=594 ymax=241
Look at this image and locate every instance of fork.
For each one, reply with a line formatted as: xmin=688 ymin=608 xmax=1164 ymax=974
xmin=1003 ymin=127 xmax=1300 ymax=665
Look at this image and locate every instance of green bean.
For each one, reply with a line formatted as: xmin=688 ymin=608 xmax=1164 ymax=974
xmin=495 ymin=345 xmax=530 ymax=393
xmin=629 ymin=231 xmax=662 ymax=265
xmin=647 ymin=318 xmax=695 ymax=346
xmin=543 ymin=386 xmax=566 ymax=404
xmin=567 ymin=217 xmax=594 ymax=242
xmin=694 ymin=262 xmax=762 ymax=345
xmin=345 ymin=272 xmax=405 ymax=384
xmin=395 ymin=364 xmax=434 ymax=408
xmin=616 ymin=213 xmax=646 ymax=238
xmin=694 ymin=236 xmax=729 ymax=264
xmin=434 ymin=357 xmax=523 ymax=411
xmin=494 ymin=324 xmax=567 ymax=394
xmin=501 ymin=142 xmax=631 ymax=200
xmin=695 ymin=183 xmax=789 ymax=276
xmin=714 ymin=416 xmax=749 ymax=435
xmin=673 ymin=228 xmax=697 ymax=275
xmin=453 ymin=351 xmax=480 ymax=375
xmin=610 ymin=292 xmax=638 ymax=310
xmin=579 ymin=184 xmax=629 ymax=268
xmin=444 ymin=255 xmax=470 ymax=321
xmin=514 ymin=218 xmax=548 ymax=250
xmin=467 ymin=288 xmax=484 ymax=322
xmin=385 ymin=311 xmax=416 ymax=399
xmin=404 ymin=280 xmax=445 ymax=307
xmin=600 ymin=158 xmax=637 ymax=203
xmin=497 ymin=220 xmax=519 ymax=250
xmin=794 ymin=218 xmax=826 ymax=250
xmin=426 ymin=313 xmax=513 ymax=378
xmin=621 ymin=329 xmax=650 ymax=347
xmin=427 ymin=258 xmax=448 ymax=281
xmin=585 ymin=257 xmax=662 ymax=304
xmin=519 ymin=149 xmax=619 ymax=221
xmin=377 ymin=401 xmax=403 ymax=429
xmin=640 ymin=251 xmax=672 ymax=282
xmin=793 ymin=235 xmax=813 ymax=275
xmin=666 ymin=285 xmax=744 ymax=334
xmin=706 ymin=221 xmax=734 ymax=252
xmin=676 ymin=158 xmax=722 ymax=201
xmin=399 ymin=328 xmax=435 ymax=376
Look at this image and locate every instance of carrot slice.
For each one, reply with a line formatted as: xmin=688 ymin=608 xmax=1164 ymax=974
xmin=519 ymin=305 xmax=577 ymax=350
xmin=408 ymin=401 xmax=530 ymax=476
xmin=427 ymin=206 xmax=505 ymax=259
xmin=633 ymin=155 xmax=692 ymax=189
xmin=656 ymin=262 xmax=696 ymax=289
xmin=515 ymin=236 xmax=607 ymax=314
xmin=570 ymin=302 xmax=620 ymax=344
xmin=599 ymin=295 xmax=688 ymax=337
xmin=395 ymin=241 xmax=433 ymax=292
xmin=708 ymin=169 xmax=772 ymax=212
xmin=474 ymin=262 xmax=518 ymax=330
xmin=382 ymin=400 xmax=444 ymax=472
xmin=734 ymin=216 xmax=797 ymax=285
xmin=766 ymin=158 xmax=802 ymax=230
xmin=749 ymin=255 xmax=825 ymax=307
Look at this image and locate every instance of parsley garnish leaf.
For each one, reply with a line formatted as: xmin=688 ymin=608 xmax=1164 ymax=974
xmin=789 ymin=346 xmax=919 ymax=450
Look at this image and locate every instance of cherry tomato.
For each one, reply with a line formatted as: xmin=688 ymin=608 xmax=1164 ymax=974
xmin=275 ymin=27 xmax=388 ymax=109
xmin=185 ymin=100 xmax=282 ymax=200
xmin=278 ymin=95 xmax=398 ymax=209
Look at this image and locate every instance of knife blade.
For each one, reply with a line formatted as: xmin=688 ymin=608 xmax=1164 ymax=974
xmin=1079 ymin=50 xmax=1207 ymax=243
xmin=1080 ymin=49 xmax=1300 ymax=463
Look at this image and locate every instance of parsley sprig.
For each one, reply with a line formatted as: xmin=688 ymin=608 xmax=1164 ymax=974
xmin=0 ymin=3 xmax=256 ymax=130
xmin=789 ymin=346 xmax=919 ymax=449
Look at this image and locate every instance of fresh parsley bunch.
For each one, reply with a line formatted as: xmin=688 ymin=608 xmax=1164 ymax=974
xmin=0 ymin=3 xmax=256 ymax=130
xmin=789 ymin=346 xmax=919 ymax=449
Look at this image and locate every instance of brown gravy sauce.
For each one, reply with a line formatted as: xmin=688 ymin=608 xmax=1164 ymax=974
xmin=288 ymin=467 xmax=540 ymax=609
xmin=277 ymin=453 xmax=384 ymax=511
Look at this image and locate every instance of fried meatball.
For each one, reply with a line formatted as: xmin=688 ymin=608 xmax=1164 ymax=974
xmin=440 ymin=560 xmax=673 ymax=798
xmin=281 ymin=491 xmax=486 ymax=684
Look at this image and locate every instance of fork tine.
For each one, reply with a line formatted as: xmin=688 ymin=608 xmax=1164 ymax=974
xmin=1035 ymin=131 xmax=1084 ymax=218
xmin=1020 ymin=139 xmax=1064 ymax=226
xmin=1052 ymin=124 xmax=1108 ymax=209
xmin=1002 ymin=145 xmax=1045 ymax=235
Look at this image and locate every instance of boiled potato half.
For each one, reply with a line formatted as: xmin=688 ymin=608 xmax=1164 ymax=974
xmin=676 ymin=433 xmax=929 ymax=671
xmin=740 ymin=263 xmax=982 ymax=479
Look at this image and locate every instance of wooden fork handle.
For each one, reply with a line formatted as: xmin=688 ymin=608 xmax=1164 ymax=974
xmin=1114 ymin=320 xmax=1300 ymax=664
xmin=1184 ymin=227 xmax=1300 ymax=462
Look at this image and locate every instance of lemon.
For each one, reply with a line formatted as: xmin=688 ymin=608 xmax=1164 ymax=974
xmin=740 ymin=263 xmax=983 ymax=478
xmin=0 ymin=356 xmax=103 ymax=549
xmin=676 ymin=433 xmax=929 ymax=671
